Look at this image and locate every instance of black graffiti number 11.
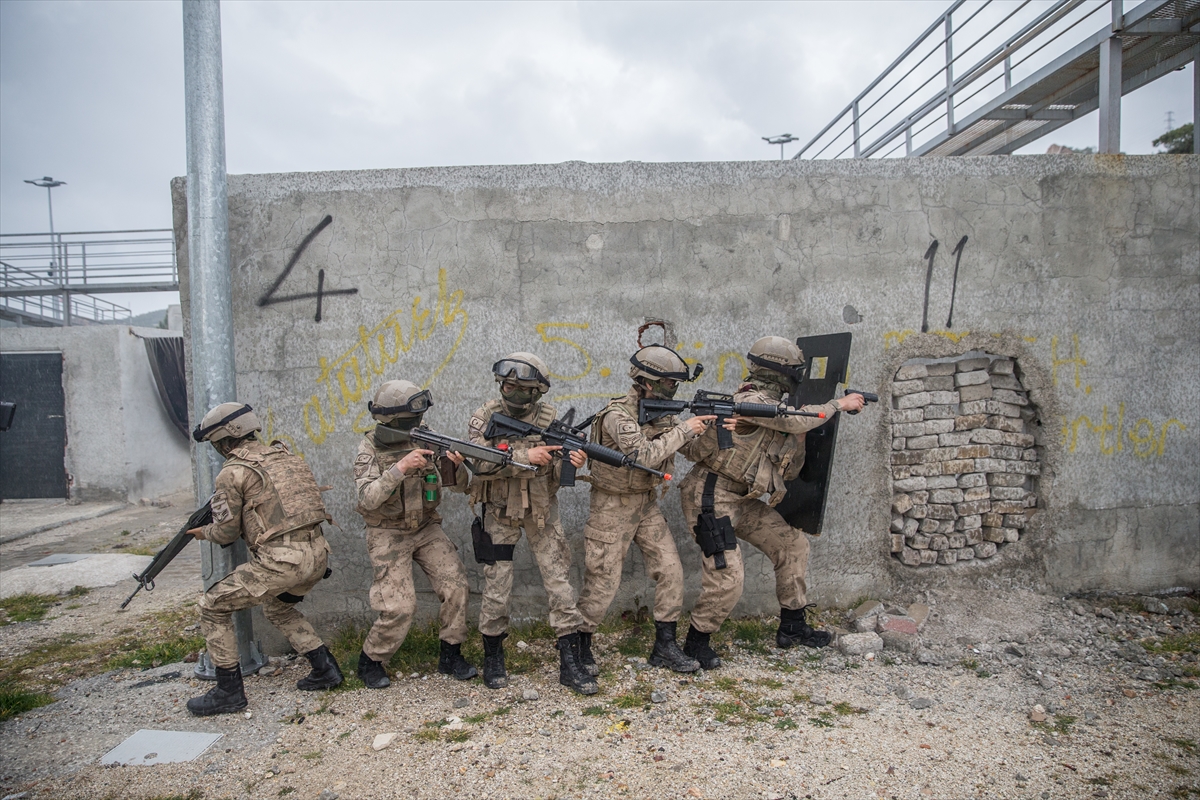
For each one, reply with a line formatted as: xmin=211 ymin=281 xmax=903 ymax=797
xmin=257 ymin=214 xmax=358 ymax=322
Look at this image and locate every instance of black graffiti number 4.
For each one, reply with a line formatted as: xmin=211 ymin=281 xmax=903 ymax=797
xmin=257 ymin=214 xmax=358 ymax=322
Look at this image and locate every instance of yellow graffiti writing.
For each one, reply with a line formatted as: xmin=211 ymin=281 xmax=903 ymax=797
xmin=1061 ymin=403 xmax=1187 ymax=459
xmin=883 ymin=329 xmax=979 ymax=349
xmin=1051 ymin=334 xmax=1087 ymax=388
xmin=536 ymin=322 xmax=593 ymax=380
xmin=302 ymin=268 xmax=468 ymax=444
xmin=260 ymin=406 xmax=304 ymax=459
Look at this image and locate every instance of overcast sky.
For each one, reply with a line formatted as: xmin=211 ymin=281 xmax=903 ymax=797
xmin=1 ymin=1 xmax=1192 ymax=315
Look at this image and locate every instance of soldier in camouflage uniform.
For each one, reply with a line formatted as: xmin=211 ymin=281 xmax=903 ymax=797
xmin=678 ymin=337 xmax=865 ymax=669
xmin=466 ymin=352 xmax=595 ymax=695
xmin=353 ymin=380 xmax=476 ymax=688
xmin=576 ymin=345 xmax=714 ymax=675
xmin=187 ymin=402 xmax=343 ymax=716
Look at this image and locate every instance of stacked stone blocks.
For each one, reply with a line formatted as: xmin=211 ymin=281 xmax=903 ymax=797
xmin=889 ymin=355 xmax=1039 ymax=567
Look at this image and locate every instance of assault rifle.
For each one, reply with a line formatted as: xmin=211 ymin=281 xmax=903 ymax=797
xmin=484 ymin=408 xmax=670 ymax=487
xmin=119 ymin=501 xmax=213 ymax=609
xmin=843 ymin=389 xmax=878 ymax=415
xmin=409 ymin=425 xmax=537 ymax=473
xmin=638 ymin=389 xmax=826 ymax=450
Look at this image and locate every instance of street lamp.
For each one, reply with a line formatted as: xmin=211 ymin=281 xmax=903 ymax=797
xmin=762 ymin=134 xmax=799 ymax=160
xmin=24 ymin=176 xmax=66 ymax=235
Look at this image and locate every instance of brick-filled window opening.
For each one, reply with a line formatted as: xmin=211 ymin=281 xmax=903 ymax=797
xmin=889 ymin=352 xmax=1041 ymax=567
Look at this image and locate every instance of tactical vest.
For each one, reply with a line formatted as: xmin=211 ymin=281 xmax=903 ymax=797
xmin=356 ymin=433 xmax=445 ymax=531
xmin=468 ymin=399 xmax=558 ymax=527
xmin=699 ymin=390 xmax=805 ymax=507
xmin=225 ymin=440 xmax=331 ymax=548
xmin=588 ymin=396 xmax=674 ymax=495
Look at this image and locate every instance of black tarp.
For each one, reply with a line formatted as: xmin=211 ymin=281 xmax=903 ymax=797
xmin=143 ymin=336 xmax=189 ymax=439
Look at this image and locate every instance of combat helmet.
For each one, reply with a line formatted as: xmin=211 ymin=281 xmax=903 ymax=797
xmin=746 ymin=336 xmax=805 ymax=383
xmin=368 ymin=380 xmax=432 ymax=445
xmin=193 ymin=402 xmax=261 ymax=443
xmin=629 ymin=345 xmax=702 ymax=399
xmin=493 ymin=352 xmax=550 ymax=415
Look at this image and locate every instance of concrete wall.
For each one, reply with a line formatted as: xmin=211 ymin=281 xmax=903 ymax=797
xmin=1 ymin=326 xmax=192 ymax=502
xmin=172 ymin=155 xmax=1199 ymax=642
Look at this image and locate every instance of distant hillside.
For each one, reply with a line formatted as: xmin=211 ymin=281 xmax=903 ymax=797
xmin=130 ymin=308 xmax=168 ymax=328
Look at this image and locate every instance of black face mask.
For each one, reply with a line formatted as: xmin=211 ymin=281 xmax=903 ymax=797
xmin=375 ymin=415 xmax=421 ymax=446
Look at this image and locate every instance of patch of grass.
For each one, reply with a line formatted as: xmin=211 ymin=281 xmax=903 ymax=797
xmin=66 ymin=585 xmax=90 ymax=598
xmin=832 ymin=702 xmax=867 ymax=716
xmin=1169 ymin=786 xmax=1200 ymax=798
xmin=445 ymin=729 xmax=471 ymax=743
xmin=960 ymin=658 xmax=980 ymax=670
xmin=337 ymin=731 xmax=352 ymax=741
xmin=1032 ymin=714 xmax=1075 ymax=735
xmin=582 ymin=705 xmax=607 ymax=716
xmin=754 ymin=677 xmax=784 ymax=690
xmin=279 ymin=789 xmax=295 ymax=797
xmin=1143 ymin=632 xmax=1200 ymax=655
xmin=1154 ymin=678 xmax=1199 ymax=691
xmin=792 ymin=691 xmax=811 ymax=704
xmin=0 ymin=593 xmax=58 ymax=625
xmin=774 ymin=718 xmax=798 ymax=730
xmin=108 ymin=634 xmax=205 ymax=670
xmin=1166 ymin=738 xmax=1196 ymax=753
xmin=300 ymin=751 xmax=322 ymax=760
xmin=127 ymin=538 xmax=169 ymax=557
xmin=413 ymin=729 xmax=440 ymax=742
xmin=1086 ymin=776 xmax=1113 ymax=786
xmin=120 ymin=530 xmax=131 ymax=536
xmin=362 ymin=711 xmax=376 ymax=721
xmin=144 ymin=792 xmax=202 ymax=800
xmin=706 ymin=698 xmax=767 ymax=725
xmin=1166 ymin=764 xmax=1192 ymax=776
xmin=612 ymin=689 xmax=652 ymax=709
xmin=0 ymin=687 xmax=56 ymax=720
xmin=65 ymin=604 xmax=82 ymax=610
xmin=713 ymin=676 xmax=739 ymax=692
xmin=808 ymin=712 xmax=835 ymax=728
xmin=726 ymin=618 xmax=772 ymax=655
xmin=493 ymin=705 xmax=510 ymax=716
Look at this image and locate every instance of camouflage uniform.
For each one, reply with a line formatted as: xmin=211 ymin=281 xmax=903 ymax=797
xmin=467 ymin=398 xmax=585 ymax=638
xmin=354 ymin=433 xmax=470 ymax=663
xmin=679 ymin=388 xmax=841 ymax=634
xmin=198 ymin=439 xmax=332 ymax=668
xmin=577 ymin=389 xmax=702 ymax=630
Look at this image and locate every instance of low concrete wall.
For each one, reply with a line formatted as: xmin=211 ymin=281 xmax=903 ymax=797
xmin=1 ymin=326 xmax=192 ymax=503
xmin=172 ymin=155 xmax=1199 ymax=644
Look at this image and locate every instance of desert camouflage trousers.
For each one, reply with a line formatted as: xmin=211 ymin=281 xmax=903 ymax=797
xmin=679 ymin=470 xmax=810 ymax=634
xmin=577 ymin=487 xmax=684 ymax=631
xmin=478 ymin=498 xmax=585 ymax=638
xmin=199 ymin=528 xmax=329 ymax=668
xmin=362 ymin=522 xmax=469 ymax=662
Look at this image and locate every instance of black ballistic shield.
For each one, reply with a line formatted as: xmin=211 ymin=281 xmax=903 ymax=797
xmin=774 ymin=332 xmax=854 ymax=536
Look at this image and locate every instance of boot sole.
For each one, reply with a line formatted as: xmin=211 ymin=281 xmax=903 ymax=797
xmin=297 ymin=676 xmax=344 ymax=691
xmin=484 ymin=678 xmax=508 ymax=689
xmin=187 ymin=700 xmax=248 ymax=716
xmin=561 ymin=679 xmax=599 ymax=695
xmin=648 ymin=655 xmax=700 ymax=673
xmin=439 ymin=667 xmax=480 ymax=681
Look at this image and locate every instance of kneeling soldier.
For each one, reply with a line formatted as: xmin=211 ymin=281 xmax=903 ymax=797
xmin=188 ymin=403 xmax=343 ymax=716
xmin=354 ymin=380 xmax=476 ymax=688
xmin=678 ymin=337 xmax=864 ymax=669
xmin=577 ymin=345 xmax=714 ymax=675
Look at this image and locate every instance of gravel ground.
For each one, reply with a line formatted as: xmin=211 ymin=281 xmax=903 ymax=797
xmin=2 ymin=585 xmax=1197 ymax=800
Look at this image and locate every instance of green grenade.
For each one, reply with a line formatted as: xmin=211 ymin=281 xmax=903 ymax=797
xmin=423 ymin=472 xmax=438 ymax=503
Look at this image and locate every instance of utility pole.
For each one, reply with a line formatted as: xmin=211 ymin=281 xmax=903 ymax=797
xmin=183 ymin=0 xmax=265 ymax=678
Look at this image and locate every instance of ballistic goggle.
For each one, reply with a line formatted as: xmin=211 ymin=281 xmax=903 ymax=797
xmin=192 ymin=404 xmax=255 ymax=443
xmin=746 ymin=352 xmax=806 ymax=383
xmin=629 ymin=345 xmax=703 ymax=382
xmin=492 ymin=359 xmax=549 ymax=387
xmin=367 ymin=389 xmax=433 ymax=417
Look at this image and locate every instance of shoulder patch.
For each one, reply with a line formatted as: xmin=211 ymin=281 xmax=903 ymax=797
xmin=617 ymin=420 xmax=639 ymax=436
xmin=211 ymin=490 xmax=234 ymax=524
xmin=353 ymin=453 xmax=374 ymax=478
xmin=469 ymin=416 xmax=486 ymax=432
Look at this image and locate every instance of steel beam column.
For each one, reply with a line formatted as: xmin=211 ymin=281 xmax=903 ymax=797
xmin=1098 ymin=2 xmax=1123 ymax=153
xmin=1194 ymin=44 xmax=1199 ymax=155
xmin=945 ymin=13 xmax=956 ymax=134
xmin=182 ymin=0 xmax=264 ymax=677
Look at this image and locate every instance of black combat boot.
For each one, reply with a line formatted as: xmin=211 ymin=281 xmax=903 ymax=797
xmin=437 ymin=640 xmax=478 ymax=681
xmin=776 ymin=605 xmax=833 ymax=649
xmin=186 ymin=663 xmax=248 ymax=716
xmin=356 ymin=649 xmax=390 ymax=689
xmin=577 ymin=631 xmax=599 ymax=677
xmin=297 ymin=644 xmax=344 ymax=691
xmin=648 ymin=621 xmax=701 ymax=673
xmin=481 ymin=633 xmax=509 ymax=690
xmin=557 ymin=633 xmax=599 ymax=695
xmin=683 ymin=624 xmax=722 ymax=670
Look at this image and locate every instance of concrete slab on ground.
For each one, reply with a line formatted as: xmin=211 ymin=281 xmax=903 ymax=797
xmin=0 ymin=499 xmax=126 ymax=544
xmin=0 ymin=554 xmax=152 ymax=598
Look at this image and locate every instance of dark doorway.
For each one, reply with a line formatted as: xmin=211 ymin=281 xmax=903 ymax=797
xmin=0 ymin=352 xmax=68 ymax=499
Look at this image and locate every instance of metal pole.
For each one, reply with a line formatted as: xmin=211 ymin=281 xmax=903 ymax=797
xmin=852 ymin=100 xmax=861 ymax=158
xmin=1099 ymin=0 xmax=1123 ymax=154
xmin=945 ymin=12 xmax=955 ymax=134
xmin=183 ymin=0 xmax=264 ymax=677
xmin=1193 ymin=45 xmax=1199 ymax=155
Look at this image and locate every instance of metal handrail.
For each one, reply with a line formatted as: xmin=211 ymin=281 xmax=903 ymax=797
xmin=793 ymin=0 xmax=1142 ymax=160
xmin=0 ymin=229 xmax=179 ymax=295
